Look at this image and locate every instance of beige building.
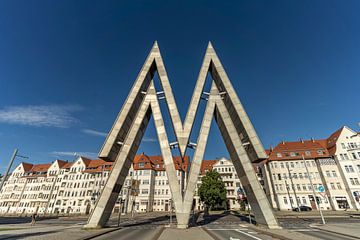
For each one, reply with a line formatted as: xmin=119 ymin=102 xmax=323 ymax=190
xmin=261 ymin=126 xmax=360 ymax=211
xmin=194 ymin=157 xmax=248 ymax=211
xmin=0 ymin=154 xmax=188 ymax=216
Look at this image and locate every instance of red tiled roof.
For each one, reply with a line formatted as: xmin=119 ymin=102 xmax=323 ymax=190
xmin=22 ymin=162 xmax=33 ymax=172
xmin=267 ymin=140 xmax=330 ymax=161
xmin=55 ymin=160 xmax=68 ymax=168
xmin=29 ymin=163 xmax=52 ymax=173
xmin=200 ymin=160 xmax=217 ymax=175
xmin=133 ymin=153 xmax=190 ymax=171
xmin=61 ymin=162 xmax=73 ymax=169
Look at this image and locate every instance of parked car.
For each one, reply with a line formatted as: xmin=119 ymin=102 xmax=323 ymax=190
xmin=292 ymin=205 xmax=312 ymax=212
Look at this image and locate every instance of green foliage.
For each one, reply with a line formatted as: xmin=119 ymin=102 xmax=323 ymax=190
xmin=198 ymin=170 xmax=227 ymax=210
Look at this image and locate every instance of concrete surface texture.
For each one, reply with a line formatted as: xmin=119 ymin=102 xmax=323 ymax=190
xmin=85 ymin=42 xmax=279 ymax=229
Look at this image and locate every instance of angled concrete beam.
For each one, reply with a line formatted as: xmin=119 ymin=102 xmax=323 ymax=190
xmin=86 ymin=42 xmax=280 ymax=230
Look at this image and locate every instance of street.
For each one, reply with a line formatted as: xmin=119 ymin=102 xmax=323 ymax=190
xmin=1 ymin=212 xmax=360 ymax=239
xmin=91 ymin=226 xmax=164 ymax=240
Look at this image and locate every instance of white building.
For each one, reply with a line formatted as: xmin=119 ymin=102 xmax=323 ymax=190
xmin=327 ymin=126 xmax=360 ymax=210
xmin=261 ymin=126 xmax=360 ymax=211
xmin=0 ymin=154 xmax=189 ymax=216
xmin=194 ymin=157 xmax=248 ymax=211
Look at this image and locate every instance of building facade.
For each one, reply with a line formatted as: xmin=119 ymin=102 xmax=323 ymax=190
xmin=261 ymin=126 xmax=360 ymax=211
xmin=194 ymin=157 xmax=249 ymax=211
xmin=0 ymin=154 xmax=188 ymax=216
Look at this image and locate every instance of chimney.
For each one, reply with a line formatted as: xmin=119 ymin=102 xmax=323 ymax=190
xmin=300 ymin=138 xmax=304 ymax=143
xmin=311 ymin=137 xmax=315 ymax=142
xmin=270 ymin=145 xmax=274 ymax=151
xmin=282 ymin=140 xmax=285 ymax=145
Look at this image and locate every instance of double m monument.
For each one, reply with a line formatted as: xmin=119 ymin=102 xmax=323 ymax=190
xmin=85 ymin=42 xmax=280 ymax=229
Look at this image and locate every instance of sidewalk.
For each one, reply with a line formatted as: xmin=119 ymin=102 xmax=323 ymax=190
xmin=157 ymin=227 xmax=213 ymax=240
xmin=310 ymin=222 xmax=360 ymax=239
xmin=0 ymin=223 xmax=116 ymax=240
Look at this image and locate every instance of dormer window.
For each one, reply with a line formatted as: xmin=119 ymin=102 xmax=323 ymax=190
xmin=290 ymin=152 xmax=296 ymax=157
xmin=276 ymin=153 xmax=282 ymax=158
xmin=138 ymin=162 xmax=145 ymax=168
xmin=317 ymin=150 xmax=324 ymax=155
xmin=305 ymin=151 xmax=311 ymax=156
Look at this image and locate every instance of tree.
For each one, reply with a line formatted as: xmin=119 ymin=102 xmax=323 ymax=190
xmin=198 ymin=170 xmax=227 ymax=213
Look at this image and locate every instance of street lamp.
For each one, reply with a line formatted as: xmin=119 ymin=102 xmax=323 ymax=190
xmin=302 ymin=154 xmax=325 ymax=224
xmin=0 ymin=149 xmax=28 ymax=192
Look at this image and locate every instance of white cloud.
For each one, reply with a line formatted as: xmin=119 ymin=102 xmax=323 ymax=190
xmin=143 ymin=137 xmax=157 ymax=142
xmin=82 ymin=129 xmax=107 ymax=137
xmin=51 ymin=151 xmax=98 ymax=159
xmin=0 ymin=105 xmax=82 ymax=128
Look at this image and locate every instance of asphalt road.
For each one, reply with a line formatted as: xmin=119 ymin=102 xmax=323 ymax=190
xmin=205 ymin=225 xmax=274 ymax=240
xmin=291 ymin=228 xmax=359 ymax=240
xmin=91 ymin=226 xmax=164 ymax=240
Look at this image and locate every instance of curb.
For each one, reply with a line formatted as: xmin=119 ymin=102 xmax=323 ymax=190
xmin=77 ymin=227 xmax=122 ymax=240
xmin=310 ymin=225 xmax=360 ymax=239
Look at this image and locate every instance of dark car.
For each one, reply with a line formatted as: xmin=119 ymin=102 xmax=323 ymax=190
xmin=292 ymin=205 xmax=312 ymax=212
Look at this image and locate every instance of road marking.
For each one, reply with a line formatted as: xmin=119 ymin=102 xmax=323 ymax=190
xmin=235 ymin=229 xmax=263 ymax=240
xmin=290 ymin=229 xmax=320 ymax=232
xmin=239 ymin=224 xmax=248 ymax=228
xmin=206 ymin=228 xmax=248 ymax=231
xmin=247 ymin=231 xmax=258 ymax=234
xmin=230 ymin=237 xmax=240 ymax=240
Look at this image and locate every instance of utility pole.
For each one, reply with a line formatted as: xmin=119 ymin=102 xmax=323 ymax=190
xmin=285 ymin=180 xmax=293 ymax=210
xmin=0 ymin=149 xmax=28 ymax=192
xmin=286 ymin=163 xmax=299 ymax=209
xmin=302 ymin=155 xmax=325 ymax=224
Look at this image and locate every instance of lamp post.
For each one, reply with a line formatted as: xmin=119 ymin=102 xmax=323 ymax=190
xmin=302 ymin=154 xmax=325 ymax=224
xmin=0 ymin=149 xmax=28 ymax=192
xmin=285 ymin=180 xmax=293 ymax=210
xmin=286 ymin=164 xmax=300 ymax=209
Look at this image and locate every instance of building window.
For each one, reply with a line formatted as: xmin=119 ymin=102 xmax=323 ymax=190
xmin=326 ymin=171 xmax=331 ymax=177
xmin=336 ymin=182 xmax=342 ymax=189
xmin=350 ymin=178 xmax=360 ymax=185
xmin=330 ymin=183 xmax=335 ymax=190
xmin=345 ymin=165 xmax=355 ymax=173
xmin=283 ymin=197 xmax=288 ymax=204
xmin=352 ymin=153 xmax=358 ymax=160
xmin=341 ymin=143 xmax=346 ymax=149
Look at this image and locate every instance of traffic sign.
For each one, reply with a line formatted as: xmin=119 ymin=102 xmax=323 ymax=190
xmin=317 ymin=185 xmax=325 ymax=193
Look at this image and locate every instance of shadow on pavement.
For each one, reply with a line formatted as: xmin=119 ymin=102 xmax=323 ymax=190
xmin=196 ymin=210 xmax=257 ymax=226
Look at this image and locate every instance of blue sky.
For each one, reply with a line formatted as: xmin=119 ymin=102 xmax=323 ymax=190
xmin=0 ymin=1 xmax=359 ymax=171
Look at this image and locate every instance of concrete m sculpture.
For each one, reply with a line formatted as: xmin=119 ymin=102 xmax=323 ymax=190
xmin=85 ymin=42 xmax=280 ymax=229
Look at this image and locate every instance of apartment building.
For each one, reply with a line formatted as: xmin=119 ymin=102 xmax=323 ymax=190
xmin=327 ymin=126 xmax=360 ymax=210
xmin=0 ymin=154 xmax=189 ymax=216
xmin=194 ymin=157 xmax=247 ymax=211
xmin=261 ymin=126 xmax=360 ymax=211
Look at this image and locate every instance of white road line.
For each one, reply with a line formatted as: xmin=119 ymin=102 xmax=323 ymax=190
xmin=290 ymin=229 xmax=320 ymax=232
xmin=247 ymin=231 xmax=258 ymax=234
xmin=235 ymin=229 xmax=263 ymax=240
xmin=206 ymin=228 xmax=248 ymax=231
xmin=239 ymin=224 xmax=248 ymax=228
